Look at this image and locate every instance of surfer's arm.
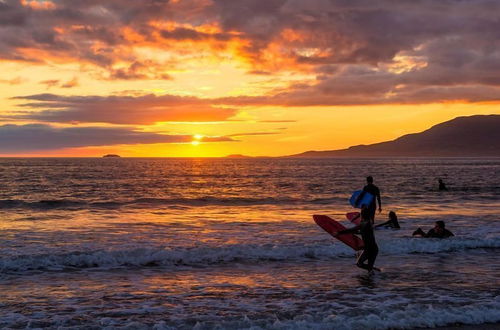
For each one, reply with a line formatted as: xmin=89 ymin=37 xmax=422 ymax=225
xmin=336 ymin=224 xmax=361 ymax=236
xmin=374 ymin=220 xmax=390 ymax=228
xmin=376 ymin=189 xmax=382 ymax=211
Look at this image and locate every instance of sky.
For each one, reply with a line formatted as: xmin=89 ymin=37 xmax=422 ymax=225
xmin=1 ymin=0 xmax=499 ymax=157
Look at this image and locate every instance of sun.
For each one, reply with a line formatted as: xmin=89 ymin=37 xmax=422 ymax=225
xmin=191 ymin=134 xmax=204 ymax=145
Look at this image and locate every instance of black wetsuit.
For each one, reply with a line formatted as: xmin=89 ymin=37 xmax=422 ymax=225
xmin=426 ymin=228 xmax=454 ymax=238
xmin=362 ymin=183 xmax=381 ymax=221
xmin=413 ymin=227 xmax=454 ymax=238
xmin=339 ymin=220 xmax=379 ymax=271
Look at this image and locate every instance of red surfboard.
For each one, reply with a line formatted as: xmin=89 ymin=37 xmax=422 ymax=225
xmin=313 ymin=215 xmax=364 ymax=251
xmin=346 ymin=212 xmax=361 ymax=225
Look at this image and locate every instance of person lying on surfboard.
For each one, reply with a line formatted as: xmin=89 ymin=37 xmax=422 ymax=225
xmin=412 ymin=220 xmax=454 ymax=238
xmin=334 ymin=207 xmax=379 ymax=273
xmin=374 ymin=211 xmax=400 ymax=229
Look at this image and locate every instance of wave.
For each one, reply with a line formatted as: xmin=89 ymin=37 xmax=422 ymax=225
xmin=168 ymin=300 xmax=500 ymax=330
xmin=2 ymin=237 xmax=499 ymax=274
xmin=2 ymin=292 xmax=499 ymax=329
xmin=0 ymin=196 xmax=346 ymax=210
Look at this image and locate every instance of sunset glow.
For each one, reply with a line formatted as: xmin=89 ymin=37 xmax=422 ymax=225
xmin=1 ymin=0 xmax=499 ymax=157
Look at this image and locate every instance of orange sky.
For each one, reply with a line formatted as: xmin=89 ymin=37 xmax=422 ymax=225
xmin=1 ymin=0 xmax=499 ymax=157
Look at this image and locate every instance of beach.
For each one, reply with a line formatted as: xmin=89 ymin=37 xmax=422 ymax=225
xmin=1 ymin=158 xmax=499 ymax=329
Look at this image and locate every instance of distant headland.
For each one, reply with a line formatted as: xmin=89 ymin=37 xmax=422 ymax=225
xmin=226 ymin=154 xmax=252 ymax=158
xmin=288 ymin=115 xmax=500 ymax=157
xmin=103 ymin=154 xmax=121 ymax=158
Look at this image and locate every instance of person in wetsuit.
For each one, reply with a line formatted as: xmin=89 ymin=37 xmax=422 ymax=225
xmin=360 ymin=176 xmax=382 ymax=222
xmin=438 ymin=179 xmax=448 ymax=191
xmin=412 ymin=220 xmax=454 ymax=238
xmin=375 ymin=211 xmax=400 ymax=229
xmin=335 ymin=207 xmax=379 ymax=273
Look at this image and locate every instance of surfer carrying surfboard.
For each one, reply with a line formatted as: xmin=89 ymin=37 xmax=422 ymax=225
xmin=358 ymin=176 xmax=382 ymax=222
xmin=334 ymin=207 xmax=379 ymax=273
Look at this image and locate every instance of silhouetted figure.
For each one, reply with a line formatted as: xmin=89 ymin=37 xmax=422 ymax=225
xmin=438 ymin=179 xmax=448 ymax=191
xmin=375 ymin=211 xmax=400 ymax=229
xmin=412 ymin=221 xmax=454 ymax=238
xmin=359 ymin=176 xmax=382 ymax=222
xmin=336 ymin=207 xmax=379 ymax=273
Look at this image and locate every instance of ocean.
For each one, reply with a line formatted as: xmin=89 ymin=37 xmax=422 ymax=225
xmin=0 ymin=158 xmax=499 ymax=329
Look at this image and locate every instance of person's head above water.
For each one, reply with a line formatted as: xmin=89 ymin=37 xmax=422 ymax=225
xmin=366 ymin=176 xmax=373 ymax=184
xmin=386 ymin=211 xmax=400 ymax=228
xmin=436 ymin=220 xmax=445 ymax=228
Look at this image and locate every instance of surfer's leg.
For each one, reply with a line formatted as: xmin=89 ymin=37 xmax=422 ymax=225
xmin=366 ymin=246 xmax=379 ymax=271
xmin=368 ymin=205 xmax=376 ymax=222
xmin=356 ymin=250 xmax=369 ymax=270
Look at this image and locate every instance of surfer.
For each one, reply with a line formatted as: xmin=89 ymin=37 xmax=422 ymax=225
xmin=412 ymin=221 xmax=454 ymax=238
xmin=375 ymin=211 xmax=400 ymax=229
xmin=334 ymin=207 xmax=379 ymax=273
xmin=358 ymin=176 xmax=382 ymax=222
xmin=438 ymin=179 xmax=448 ymax=191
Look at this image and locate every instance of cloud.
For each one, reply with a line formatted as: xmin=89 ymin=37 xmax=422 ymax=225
xmin=61 ymin=77 xmax=79 ymax=88
xmin=39 ymin=77 xmax=78 ymax=89
xmin=228 ymin=131 xmax=281 ymax=137
xmin=1 ymin=1 xmax=497 ymax=68
xmin=258 ymin=120 xmax=296 ymax=123
xmin=0 ymin=123 xmax=234 ymax=152
xmin=0 ymin=76 xmax=25 ymax=85
xmin=217 ymin=56 xmax=500 ymax=106
xmin=199 ymin=136 xmax=234 ymax=142
xmin=12 ymin=93 xmax=237 ymax=124
xmin=1 ymin=0 xmax=500 ymax=104
xmin=39 ymin=79 xmax=59 ymax=88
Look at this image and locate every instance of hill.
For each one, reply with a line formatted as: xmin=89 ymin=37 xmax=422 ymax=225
xmin=290 ymin=115 xmax=500 ymax=157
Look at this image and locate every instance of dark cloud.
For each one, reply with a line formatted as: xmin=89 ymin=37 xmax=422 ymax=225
xmin=2 ymin=0 xmax=500 ymax=103
xmin=217 ymin=55 xmax=500 ymax=106
xmin=228 ymin=131 xmax=281 ymax=137
xmin=199 ymin=136 xmax=234 ymax=142
xmin=159 ymin=27 xmax=232 ymax=41
xmin=2 ymin=1 xmax=498 ymax=66
xmin=0 ymin=0 xmax=211 ymax=71
xmin=108 ymin=61 xmax=173 ymax=80
xmin=11 ymin=93 xmax=237 ymax=124
xmin=0 ymin=123 xmax=197 ymax=152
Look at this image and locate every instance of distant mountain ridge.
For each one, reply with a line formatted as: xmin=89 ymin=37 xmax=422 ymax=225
xmin=290 ymin=115 xmax=500 ymax=157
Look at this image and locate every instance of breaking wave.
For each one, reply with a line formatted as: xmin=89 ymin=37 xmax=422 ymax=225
xmin=2 ymin=237 xmax=498 ymax=274
xmin=0 ymin=196 xmax=345 ymax=210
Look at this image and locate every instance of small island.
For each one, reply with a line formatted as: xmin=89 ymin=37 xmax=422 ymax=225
xmin=226 ymin=154 xmax=251 ymax=158
xmin=103 ymin=154 xmax=121 ymax=158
